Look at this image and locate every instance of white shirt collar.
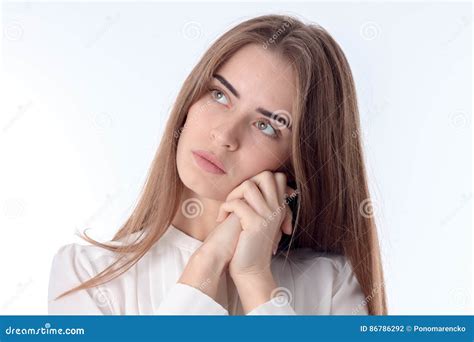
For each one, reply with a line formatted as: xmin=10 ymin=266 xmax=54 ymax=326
xmin=159 ymin=224 xmax=204 ymax=252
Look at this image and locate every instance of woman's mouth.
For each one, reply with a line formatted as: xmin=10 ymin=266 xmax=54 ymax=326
xmin=192 ymin=151 xmax=226 ymax=175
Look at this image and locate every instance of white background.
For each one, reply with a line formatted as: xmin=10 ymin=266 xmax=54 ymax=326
xmin=1 ymin=1 xmax=472 ymax=314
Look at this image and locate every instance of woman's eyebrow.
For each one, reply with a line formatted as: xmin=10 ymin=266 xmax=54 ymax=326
xmin=212 ymin=73 xmax=292 ymax=132
xmin=257 ymin=107 xmax=292 ymax=131
xmin=213 ymin=74 xmax=240 ymax=98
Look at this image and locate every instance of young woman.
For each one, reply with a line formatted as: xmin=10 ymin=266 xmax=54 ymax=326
xmin=48 ymin=14 xmax=387 ymax=315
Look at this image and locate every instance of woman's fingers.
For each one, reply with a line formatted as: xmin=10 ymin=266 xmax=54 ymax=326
xmin=218 ymin=180 xmax=271 ymax=221
xmin=285 ymin=184 xmax=298 ymax=200
xmin=216 ymin=199 xmax=260 ymax=227
xmin=273 ymin=229 xmax=282 ymax=255
xmin=274 ymin=172 xmax=287 ymax=208
xmin=247 ymin=171 xmax=279 ymax=208
xmin=281 ymin=206 xmax=293 ymax=235
xmin=218 ymin=171 xmax=298 ymax=224
xmin=204 ymin=213 xmax=243 ymax=261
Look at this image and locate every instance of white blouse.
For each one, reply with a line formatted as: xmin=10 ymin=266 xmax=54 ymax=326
xmin=48 ymin=224 xmax=368 ymax=315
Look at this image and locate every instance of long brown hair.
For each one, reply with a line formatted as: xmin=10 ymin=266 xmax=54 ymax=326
xmin=54 ymin=14 xmax=387 ymax=315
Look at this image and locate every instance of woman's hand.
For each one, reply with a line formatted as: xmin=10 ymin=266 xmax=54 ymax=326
xmin=198 ymin=212 xmax=242 ymax=265
xmin=216 ymin=171 xmax=297 ymax=279
xmin=178 ymin=213 xmax=242 ymax=303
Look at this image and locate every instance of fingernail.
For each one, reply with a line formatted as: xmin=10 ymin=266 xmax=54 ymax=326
xmin=273 ymin=247 xmax=277 ymax=255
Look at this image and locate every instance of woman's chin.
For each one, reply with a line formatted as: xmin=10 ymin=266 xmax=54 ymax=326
xmin=181 ymin=177 xmax=229 ymax=202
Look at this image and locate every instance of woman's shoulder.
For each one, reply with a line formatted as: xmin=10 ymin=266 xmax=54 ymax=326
xmin=49 ymin=243 xmax=114 ymax=285
xmin=50 ymin=231 xmax=145 ymax=274
xmin=52 ymin=242 xmax=112 ymax=266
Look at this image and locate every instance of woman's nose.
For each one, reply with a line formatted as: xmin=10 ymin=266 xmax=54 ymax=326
xmin=210 ymin=118 xmax=240 ymax=151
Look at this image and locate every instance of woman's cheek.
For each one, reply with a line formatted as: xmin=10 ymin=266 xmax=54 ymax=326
xmin=193 ymin=102 xmax=220 ymax=123
xmin=185 ymin=103 xmax=216 ymax=133
xmin=252 ymin=142 xmax=289 ymax=170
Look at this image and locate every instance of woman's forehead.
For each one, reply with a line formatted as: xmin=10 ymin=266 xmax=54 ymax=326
xmin=213 ymin=44 xmax=297 ymax=115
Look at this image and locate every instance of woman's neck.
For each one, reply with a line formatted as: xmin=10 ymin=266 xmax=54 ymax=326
xmin=171 ymin=189 xmax=223 ymax=242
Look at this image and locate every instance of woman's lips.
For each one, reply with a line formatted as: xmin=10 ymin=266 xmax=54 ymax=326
xmin=192 ymin=151 xmax=226 ymax=175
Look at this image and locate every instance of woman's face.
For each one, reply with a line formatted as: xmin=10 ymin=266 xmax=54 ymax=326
xmin=176 ymin=43 xmax=296 ymax=200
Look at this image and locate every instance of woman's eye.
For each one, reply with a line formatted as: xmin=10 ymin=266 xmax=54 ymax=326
xmin=210 ymin=89 xmax=229 ymax=106
xmin=256 ymin=120 xmax=279 ymax=139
